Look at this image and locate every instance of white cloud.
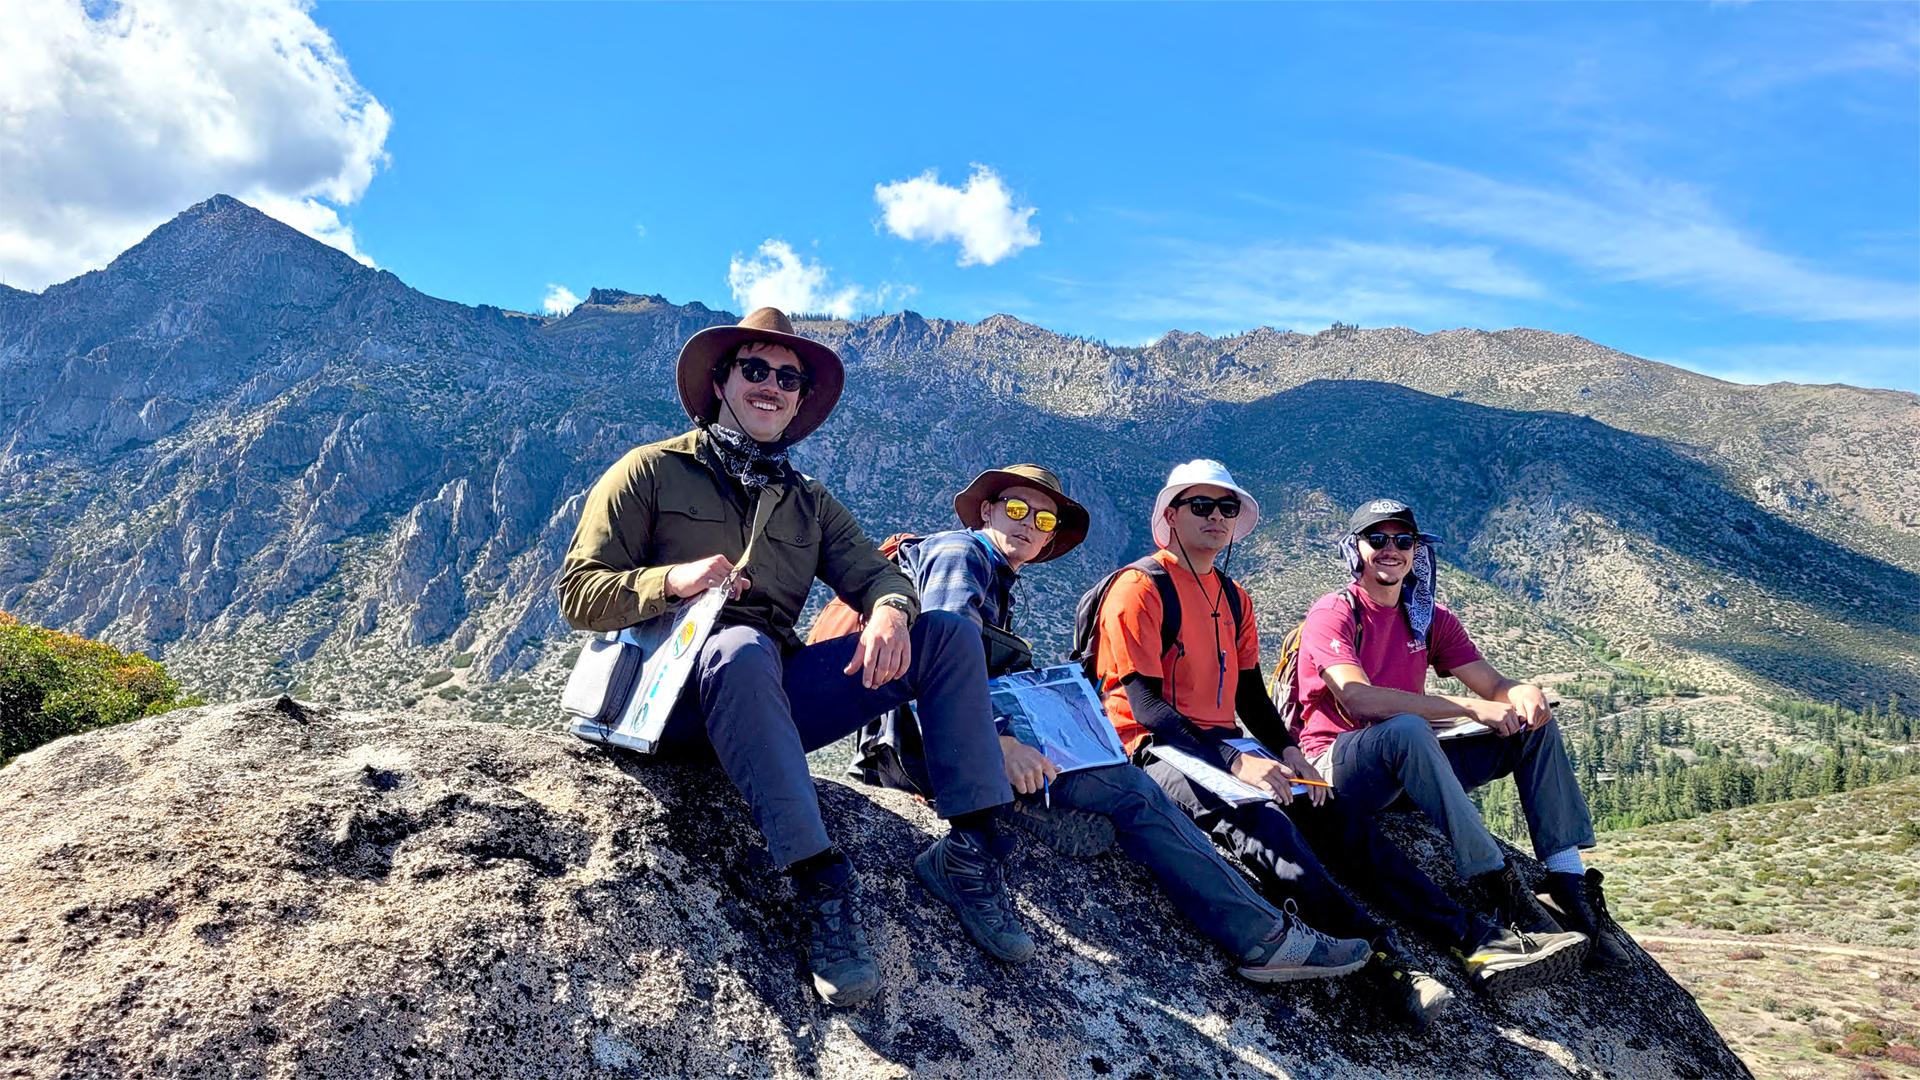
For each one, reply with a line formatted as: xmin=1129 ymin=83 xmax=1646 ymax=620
xmin=875 ymin=165 xmax=1040 ymax=266
xmin=727 ymin=240 xmax=870 ymax=319
xmin=541 ymin=285 xmax=581 ymax=316
xmin=1120 ymin=238 xmax=1548 ymax=332
xmin=1394 ymin=161 xmax=1920 ymax=324
xmin=1663 ymin=343 xmax=1920 ymax=392
xmin=0 ymin=0 xmax=390 ymax=289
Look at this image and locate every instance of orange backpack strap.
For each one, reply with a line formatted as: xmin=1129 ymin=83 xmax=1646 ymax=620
xmin=803 ymin=532 xmax=922 ymax=645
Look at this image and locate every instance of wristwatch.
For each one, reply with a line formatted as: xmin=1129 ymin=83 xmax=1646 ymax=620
xmin=874 ymin=594 xmax=916 ymax=628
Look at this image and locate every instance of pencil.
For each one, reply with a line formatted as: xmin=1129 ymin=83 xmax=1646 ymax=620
xmin=1292 ymin=777 xmax=1333 ymax=789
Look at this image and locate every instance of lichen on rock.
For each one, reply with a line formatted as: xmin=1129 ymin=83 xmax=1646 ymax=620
xmin=0 ymin=699 xmax=1750 ymax=1079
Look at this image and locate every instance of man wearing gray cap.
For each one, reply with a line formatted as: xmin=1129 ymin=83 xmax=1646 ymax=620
xmin=1290 ymin=498 xmax=1631 ymax=982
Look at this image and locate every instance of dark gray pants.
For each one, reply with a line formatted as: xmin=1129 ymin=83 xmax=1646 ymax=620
xmin=1329 ymin=713 xmax=1597 ymax=877
xmin=1142 ymin=758 xmax=1387 ymax=947
xmin=659 ymin=609 xmax=1012 ymax=868
xmin=1045 ymin=763 xmax=1280 ymax=956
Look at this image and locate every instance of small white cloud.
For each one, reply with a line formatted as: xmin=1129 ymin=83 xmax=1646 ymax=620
xmin=875 ymin=165 xmax=1039 ymax=266
xmin=0 ymin=0 xmax=391 ymax=289
xmin=727 ymin=240 xmax=866 ymax=319
xmin=541 ymin=284 xmax=581 ymax=316
xmin=633 ymin=222 xmax=647 ymax=240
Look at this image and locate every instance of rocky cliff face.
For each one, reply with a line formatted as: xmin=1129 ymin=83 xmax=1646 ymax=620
xmin=0 ymin=700 xmax=1749 ymax=1079
xmin=0 ymin=196 xmax=1915 ymax=726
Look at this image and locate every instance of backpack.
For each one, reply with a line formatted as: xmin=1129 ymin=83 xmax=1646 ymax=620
xmin=1270 ymin=590 xmax=1362 ymax=735
xmin=1068 ymin=556 xmax=1243 ymax=686
xmin=805 ymin=532 xmax=919 ymax=645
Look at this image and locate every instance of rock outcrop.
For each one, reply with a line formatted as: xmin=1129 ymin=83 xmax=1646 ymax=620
xmin=0 ymin=700 xmax=1748 ymax=1079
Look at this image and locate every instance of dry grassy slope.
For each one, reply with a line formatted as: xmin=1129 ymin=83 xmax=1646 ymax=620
xmin=1589 ymin=777 xmax=1920 ymax=1080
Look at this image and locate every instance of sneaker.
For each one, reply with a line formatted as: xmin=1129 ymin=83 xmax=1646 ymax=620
xmin=1543 ymin=869 xmax=1632 ymax=969
xmin=1369 ymin=948 xmax=1456 ymax=1032
xmin=1471 ymin=863 xmax=1564 ymax=935
xmin=914 ymin=829 xmax=1036 ymax=963
xmin=1457 ymin=925 xmax=1589 ymax=994
xmin=797 ymin=871 xmax=880 ymax=1007
xmin=1235 ymin=902 xmax=1372 ymax=984
xmin=1007 ymin=798 xmax=1117 ymax=857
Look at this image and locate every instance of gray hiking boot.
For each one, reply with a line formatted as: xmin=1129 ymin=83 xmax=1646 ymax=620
xmin=914 ymin=829 xmax=1036 ymax=963
xmin=1457 ymin=925 xmax=1589 ymax=993
xmin=1007 ymin=798 xmax=1117 ymax=857
xmin=1235 ymin=902 xmax=1372 ymax=984
xmin=798 ymin=871 xmax=880 ymax=1007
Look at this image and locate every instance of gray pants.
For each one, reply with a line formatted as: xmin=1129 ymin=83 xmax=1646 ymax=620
xmin=1329 ymin=714 xmax=1596 ymax=877
xmin=659 ymin=609 xmax=1013 ymax=868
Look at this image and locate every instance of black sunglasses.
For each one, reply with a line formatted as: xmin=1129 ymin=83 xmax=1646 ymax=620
xmin=732 ymin=356 xmax=810 ymax=394
xmin=1362 ymin=531 xmax=1419 ymax=551
xmin=1172 ymin=495 xmax=1242 ymax=519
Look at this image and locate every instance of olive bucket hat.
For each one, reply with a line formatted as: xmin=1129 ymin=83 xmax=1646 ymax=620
xmin=953 ymin=464 xmax=1091 ymax=563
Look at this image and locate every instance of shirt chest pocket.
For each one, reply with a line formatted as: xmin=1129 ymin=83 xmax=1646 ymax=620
xmin=656 ymin=500 xmax=731 ymax=561
xmin=759 ymin=514 xmax=821 ymax=587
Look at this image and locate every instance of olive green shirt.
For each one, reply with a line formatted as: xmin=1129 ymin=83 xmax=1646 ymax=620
xmin=557 ymin=428 xmax=918 ymax=650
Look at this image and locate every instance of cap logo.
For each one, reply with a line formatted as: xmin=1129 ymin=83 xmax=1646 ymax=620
xmin=1365 ymin=499 xmax=1404 ymax=514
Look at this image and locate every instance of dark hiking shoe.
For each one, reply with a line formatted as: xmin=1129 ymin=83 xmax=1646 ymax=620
xmin=1369 ymin=948 xmax=1456 ymax=1032
xmin=1007 ymin=798 xmax=1117 ymax=857
xmin=915 ymin=829 xmax=1036 ymax=963
xmin=1472 ymin=863 xmax=1565 ymax=935
xmin=797 ymin=872 xmax=880 ymax=1007
xmin=1235 ymin=902 xmax=1372 ymax=984
xmin=1543 ymin=869 xmax=1632 ymax=969
xmin=1457 ymin=926 xmax=1589 ymax=994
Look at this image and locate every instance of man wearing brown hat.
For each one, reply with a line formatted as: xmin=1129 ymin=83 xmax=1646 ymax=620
xmin=850 ymin=465 xmax=1375 ymax=986
xmin=557 ymin=308 xmax=1026 ymax=1008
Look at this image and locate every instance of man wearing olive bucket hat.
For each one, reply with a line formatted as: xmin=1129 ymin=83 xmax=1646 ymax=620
xmin=558 ymin=308 xmax=1026 ymax=1007
xmin=850 ymin=463 xmax=1385 ymax=987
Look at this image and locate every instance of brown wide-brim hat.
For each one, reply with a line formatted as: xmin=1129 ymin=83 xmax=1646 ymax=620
xmin=676 ymin=306 xmax=845 ymax=444
xmin=953 ymin=464 xmax=1091 ymax=563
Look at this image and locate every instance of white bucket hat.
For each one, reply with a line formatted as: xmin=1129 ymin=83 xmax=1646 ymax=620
xmin=1150 ymin=459 xmax=1261 ymax=549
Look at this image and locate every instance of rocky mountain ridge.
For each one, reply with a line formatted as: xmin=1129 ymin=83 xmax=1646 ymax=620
xmin=0 ymin=195 xmax=1915 ymax=726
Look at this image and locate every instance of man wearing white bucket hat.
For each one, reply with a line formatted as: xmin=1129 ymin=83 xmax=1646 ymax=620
xmin=1081 ymin=460 xmax=1454 ymax=1028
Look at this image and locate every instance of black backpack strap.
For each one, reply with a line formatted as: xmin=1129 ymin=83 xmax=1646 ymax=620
xmin=1129 ymin=557 xmax=1184 ymax=659
xmin=1216 ymin=568 xmax=1245 ymax=639
xmin=1344 ymin=588 xmax=1363 ymax=653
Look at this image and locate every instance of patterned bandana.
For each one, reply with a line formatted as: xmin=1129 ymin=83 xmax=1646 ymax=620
xmin=1342 ymin=533 xmax=1437 ymax=647
xmin=704 ymin=423 xmax=790 ymax=492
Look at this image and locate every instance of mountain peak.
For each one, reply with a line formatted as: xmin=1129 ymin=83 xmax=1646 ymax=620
xmin=90 ymin=194 xmax=366 ymax=292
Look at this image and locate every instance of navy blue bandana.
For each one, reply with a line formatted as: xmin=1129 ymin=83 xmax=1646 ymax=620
xmin=705 ymin=423 xmax=790 ymax=492
xmin=1342 ymin=533 xmax=1437 ymax=647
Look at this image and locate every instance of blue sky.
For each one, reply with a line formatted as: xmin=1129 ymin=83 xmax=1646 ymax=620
xmin=7 ymin=2 xmax=1917 ymax=390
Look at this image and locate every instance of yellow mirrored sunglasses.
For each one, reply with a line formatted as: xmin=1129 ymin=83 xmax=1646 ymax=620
xmin=998 ymin=498 xmax=1059 ymax=533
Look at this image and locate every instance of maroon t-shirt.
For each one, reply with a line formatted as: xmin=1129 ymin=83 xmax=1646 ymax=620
xmin=1294 ymin=583 xmax=1483 ymax=757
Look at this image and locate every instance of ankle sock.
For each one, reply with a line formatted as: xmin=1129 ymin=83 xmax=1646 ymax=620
xmin=787 ymin=848 xmax=851 ymax=892
xmin=1542 ymin=847 xmax=1586 ymax=876
xmin=949 ymin=808 xmax=1000 ymax=842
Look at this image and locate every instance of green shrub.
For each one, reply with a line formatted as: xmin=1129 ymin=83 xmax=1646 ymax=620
xmin=450 ymin=652 xmax=476 ymax=669
xmin=421 ymin=670 xmax=454 ymax=688
xmin=0 ymin=613 xmax=201 ymax=767
xmin=1843 ymin=1022 xmax=1890 ymax=1056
